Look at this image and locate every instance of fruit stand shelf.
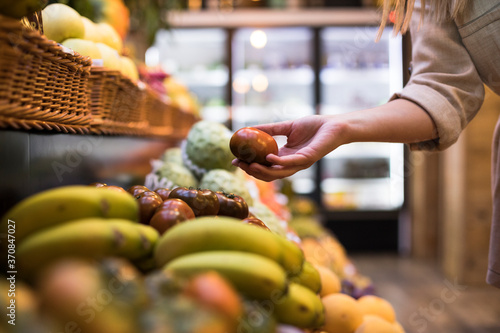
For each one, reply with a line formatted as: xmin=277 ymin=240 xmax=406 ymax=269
xmin=0 ymin=130 xmax=175 ymax=217
xmin=166 ymin=8 xmax=382 ymax=28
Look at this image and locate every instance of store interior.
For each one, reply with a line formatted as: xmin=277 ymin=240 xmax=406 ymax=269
xmin=1 ymin=1 xmax=500 ymax=332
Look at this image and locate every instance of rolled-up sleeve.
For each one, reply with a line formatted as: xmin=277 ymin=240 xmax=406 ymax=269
xmin=392 ymin=2 xmax=485 ymax=151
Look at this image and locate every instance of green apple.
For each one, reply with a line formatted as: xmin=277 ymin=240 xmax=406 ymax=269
xmin=41 ymin=3 xmax=84 ymax=43
xmin=95 ymin=43 xmax=121 ymax=71
xmin=120 ymin=56 xmax=139 ymax=81
xmin=96 ymin=22 xmax=122 ymax=53
xmin=61 ymin=38 xmax=102 ymax=62
xmin=81 ymin=16 xmax=102 ymax=43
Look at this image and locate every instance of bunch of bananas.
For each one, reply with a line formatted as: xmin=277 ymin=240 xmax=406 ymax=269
xmin=0 ymin=185 xmax=159 ymax=280
xmin=154 ymin=216 xmax=326 ymax=330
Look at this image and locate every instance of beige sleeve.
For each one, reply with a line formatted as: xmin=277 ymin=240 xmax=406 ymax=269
xmin=393 ymin=2 xmax=485 ymax=151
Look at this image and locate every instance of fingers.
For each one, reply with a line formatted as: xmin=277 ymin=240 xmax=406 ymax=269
xmin=266 ymin=153 xmax=311 ymax=167
xmin=253 ymin=120 xmax=294 ymax=137
xmin=232 ymin=159 xmax=304 ymax=182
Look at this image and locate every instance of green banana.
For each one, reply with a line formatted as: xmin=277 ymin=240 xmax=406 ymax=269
xmin=17 ymin=218 xmax=158 ymax=279
xmin=290 ymin=260 xmax=322 ymax=294
xmin=163 ymin=250 xmax=288 ymax=300
xmin=154 ymin=217 xmax=304 ymax=275
xmin=1 ymin=185 xmax=139 ymax=242
xmin=273 ymin=282 xmax=325 ymax=329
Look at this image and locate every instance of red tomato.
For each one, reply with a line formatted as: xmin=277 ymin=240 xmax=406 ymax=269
xmin=241 ymin=215 xmax=270 ymax=231
xmin=215 ymin=191 xmax=249 ymax=219
xmin=150 ymin=199 xmax=195 ymax=234
xmin=168 ymin=187 xmax=219 ymax=217
xmin=154 ymin=188 xmax=172 ymax=201
xmin=127 ymin=185 xmax=149 ymax=197
xmin=89 ymin=182 xmax=107 ymax=188
xmin=230 ymin=127 xmax=278 ymax=166
xmin=136 ymin=191 xmax=163 ymax=225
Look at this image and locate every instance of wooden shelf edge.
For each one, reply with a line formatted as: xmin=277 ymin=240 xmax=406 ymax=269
xmin=166 ymin=7 xmax=383 ymax=28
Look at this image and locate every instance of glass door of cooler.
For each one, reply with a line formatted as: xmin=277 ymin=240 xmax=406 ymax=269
xmin=320 ymin=26 xmax=404 ymax=210
xmin=231 ymin=27 xmax=316 ymax=195
xmin=147 ymin=28 xmax=230 ymax=124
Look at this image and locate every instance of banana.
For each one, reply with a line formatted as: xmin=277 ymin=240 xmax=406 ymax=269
xmin=154 ymin=217 xmax=304 ymax=275
xmin=163 ymin=250 xmax=288 ymax=300
xmin=289 ymin=260 xmax=322 ymax=294
xmin=17 ymin=218 xmax=158 ymax=279
xmin=0 ymin=185 xmax=139 ymax=242
xmin=273 ymin=282 xmax=325 ymax=329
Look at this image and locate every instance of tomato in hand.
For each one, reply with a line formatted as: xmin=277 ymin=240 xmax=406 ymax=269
xmin=215 ymin=191 xmax=249 ymax=219
xmin=230 ymin=127 xmax=278 ymax=166
xmin=136 ymin=191 xmax=163 ymax=224
xmin=168 ymin=187 xmax=220 ymax=216
xmin=149 ymin=199 xmax=195 ymax=234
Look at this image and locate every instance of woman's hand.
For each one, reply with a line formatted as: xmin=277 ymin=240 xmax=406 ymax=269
xmin=231 ymin=99 xmax=438 ymax=182
xmin=232 ymin=115 xmax=346 ymax=181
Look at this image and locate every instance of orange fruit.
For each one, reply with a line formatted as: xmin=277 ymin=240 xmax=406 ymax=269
xmin=354 ymin=315 xmax=398 ymax=333
xmin=322 ymin=293 xmax=363 ymax=333
xmin=393 ymin=321 xmax=405 ymax=333
xmin=314 ymin=264 xmax=342 ymax=297
xmin=357 ymin=295 xmax=396 ymax=323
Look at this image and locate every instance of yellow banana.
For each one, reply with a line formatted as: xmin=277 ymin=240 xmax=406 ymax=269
xmin=163 ymin=250 xmax=288 ymax=300
xmin=154 ymin=217 xmax=304 ymax=275
xmin=17 ymin=218 xmax=158 ymax=279
xmin=273 ymin=282 xmax=325 ymax=329
xmin=1 ymin=185 xmax=139 ymax=242
xmin=276 ymin=236 xmax=305 ymax=277
xmin=290 ymin=260 xmax=322 ymax=294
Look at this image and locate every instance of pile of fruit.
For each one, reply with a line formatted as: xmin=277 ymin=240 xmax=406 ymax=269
xmin=1 ymin=182 xmax=404 ymax=333
xmin=0 ymin=123 xmax=406 ymax=332
xmin=41 ymin=3 xmax=138 ymax=81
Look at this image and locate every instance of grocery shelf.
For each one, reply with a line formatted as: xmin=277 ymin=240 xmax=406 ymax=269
xmin=0 ymin=130 xmax=175 ymax=217
xmin=234 ymin=67 xmax=314 ymax=86
xmin=320 ymin=67 xmax=390 ymax=85
xmin=166 ymin=8 xmax=382 ymax=28
xmin=324 ymin=142 xmax=394 ymax=159
xmin=175 ymin=68 xmax=229 ymax=87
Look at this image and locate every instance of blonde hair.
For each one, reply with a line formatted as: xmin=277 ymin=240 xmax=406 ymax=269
xmin=377 ymin=0 xmax=471 ymax=39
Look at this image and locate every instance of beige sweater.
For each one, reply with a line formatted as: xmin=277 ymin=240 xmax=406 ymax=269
xmin=394 ymin=0 xmax=500 ymax=286
xmin=396 ymin=0 xmax=500 ymax=151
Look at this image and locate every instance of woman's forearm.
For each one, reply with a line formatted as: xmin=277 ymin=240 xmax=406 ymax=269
xmin=335 ymin=98 xmax=439 ymax=146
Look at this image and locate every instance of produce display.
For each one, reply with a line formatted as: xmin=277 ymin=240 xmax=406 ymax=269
xmin=1 ymin=121 xmax=406 ymax=333
xmin=41 ymin=3 xmax=135 ymax=79
xmin=0 ymin=3 xmax=405 ymax=333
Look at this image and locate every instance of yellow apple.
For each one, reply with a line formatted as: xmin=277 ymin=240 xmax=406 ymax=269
xmin=61 ymin=39 xmax=102 ymax=63
xmin=96 ymin=22 xmax=123 ymax=53
xmin=81 ymin=16 xmax=102 ymax=43
xmin=41 ymin=3 xmax=85 ymax=43
xmin=120 ymin=56 xmax=139 ymax=81
xmin=96 ymin=43 xmax=121 ymax=71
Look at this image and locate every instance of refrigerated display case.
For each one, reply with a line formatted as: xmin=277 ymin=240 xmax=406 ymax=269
xmin=319 ymin=26 xmax=404 ymax=211
xmin=146 ymin=28 xmax=230 ymax=124
xmin=231 ymin=27 xmax=317 ymax=195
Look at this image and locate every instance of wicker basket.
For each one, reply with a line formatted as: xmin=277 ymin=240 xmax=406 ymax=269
xmin=142 ymin=87 xmax=174 ymax=137
xmin=88 ymin=67 xmax=149 ymax=136
xmin=0 ymin=15 xmax=92 ymax=134
xmin=140 ymin=87 xmax=198 ymax=139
